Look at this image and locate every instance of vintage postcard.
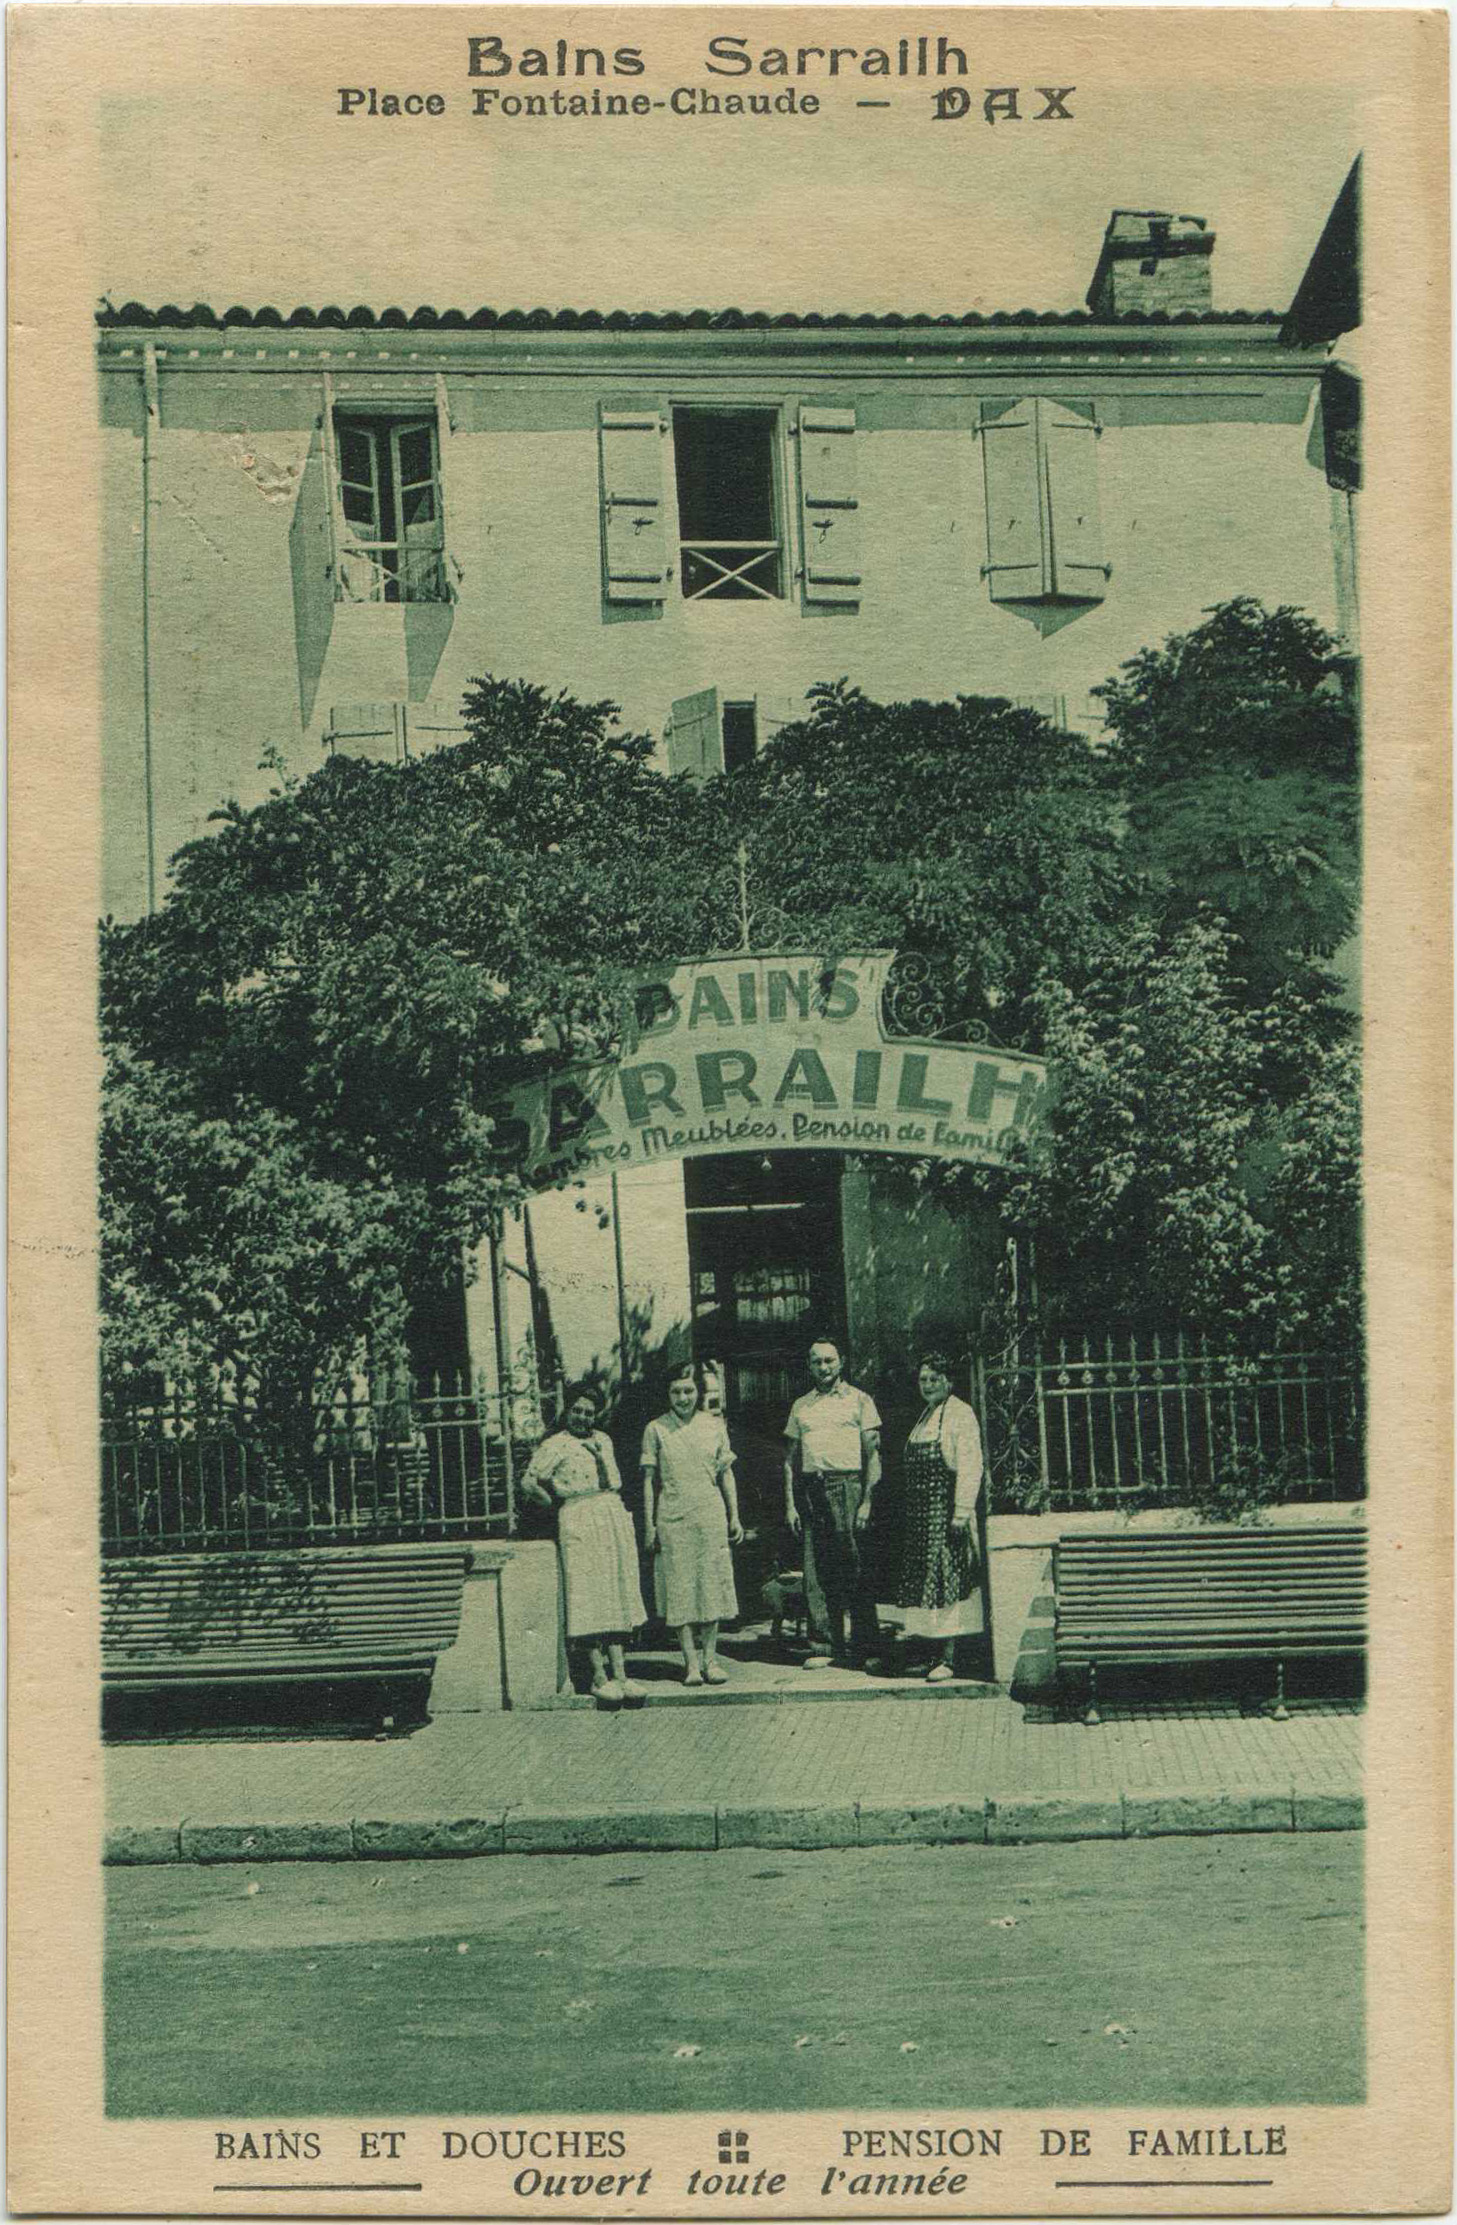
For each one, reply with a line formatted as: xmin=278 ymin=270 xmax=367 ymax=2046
xmin=7 ymin=4 xmax=1452 ymax=2216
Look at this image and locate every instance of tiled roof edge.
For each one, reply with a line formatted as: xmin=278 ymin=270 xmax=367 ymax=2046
xmin=96 ymin=301 xmax=1286 ymax=333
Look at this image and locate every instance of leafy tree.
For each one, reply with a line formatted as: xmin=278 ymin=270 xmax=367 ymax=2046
xmin=974 ymin=600 xmax=1362 ymax=1349
xmin=989 ymin=923 xmax=1359 ymax=1346
xmin=724 ymin=681 xmax=1123 ymax=1048
xmin=103 ymin=675 xmax=1114 ymax=1401
xmin=1096 ymin=597 xmax=1359 ymax=1009
xmin=102 ymin=606 xmax=1362 ymax=1411
xmin=101 ymin=679 xmax=715 ymax=1405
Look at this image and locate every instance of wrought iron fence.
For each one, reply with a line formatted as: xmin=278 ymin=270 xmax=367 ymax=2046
xmin=102 ymin=1374 xmax=535 ymax=1556
xmin=975 ymin=1329 xmax=1365 ymax=1513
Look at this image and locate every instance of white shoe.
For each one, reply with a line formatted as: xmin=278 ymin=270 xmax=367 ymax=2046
xmin=618 ymin=1679 xmax=646 ymax=1701
xmin=592 ymin=1679 xmax=625 ymax=1704
xmin=803 ymin=1653 xmax=833 ymax=1669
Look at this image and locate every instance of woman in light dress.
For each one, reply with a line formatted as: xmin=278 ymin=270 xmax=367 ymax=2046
xmin=887 ymin=1348 xmax=984 ymax=1682
xmin=641 ymin=1362 xmax=743 ymax=1687
xmin=520 ymin=1383 xmax=646 ymax=1705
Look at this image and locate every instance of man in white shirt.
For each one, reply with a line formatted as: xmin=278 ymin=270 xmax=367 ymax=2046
xmin=783 ymin=1339 xmax=882 ymax=1669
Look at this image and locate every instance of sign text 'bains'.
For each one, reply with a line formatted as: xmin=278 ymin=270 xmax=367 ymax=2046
xmin=491 ymin=952 xmax=1051 ymax=1187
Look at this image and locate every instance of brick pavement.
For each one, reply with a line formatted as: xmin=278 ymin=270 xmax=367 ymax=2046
xmin=106 ymin=1692 xmax=1362 ymax=1861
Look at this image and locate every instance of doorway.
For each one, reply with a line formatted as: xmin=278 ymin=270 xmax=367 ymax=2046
xmin=684 ymin=1153 xmax=847 ymax=1542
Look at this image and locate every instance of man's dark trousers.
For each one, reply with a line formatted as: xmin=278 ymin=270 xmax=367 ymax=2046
xmin=799 ymin=1468 xmax=878 ymax=1662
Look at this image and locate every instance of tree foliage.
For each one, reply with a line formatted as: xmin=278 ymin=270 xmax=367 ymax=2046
xmin=1097 ymin=597 xmax=1359 ymax=1005
xmin=982 ymin=599 xmax=1362 ymax=1346
xmin=101 ymin=602 xmax=1362 ymax=1399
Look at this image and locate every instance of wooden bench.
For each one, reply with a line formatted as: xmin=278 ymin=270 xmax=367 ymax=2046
xmin=1053 ymin=1524 xmax=1367 ymax=1721
xmin=102 ymin=1542 xmax=468 ymax=1721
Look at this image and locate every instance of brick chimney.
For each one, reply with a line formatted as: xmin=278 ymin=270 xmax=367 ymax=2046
xmin=1087 ymin=210 xmax=1215 ymax=318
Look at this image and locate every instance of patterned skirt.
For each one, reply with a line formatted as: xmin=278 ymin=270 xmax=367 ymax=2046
xmin=894 ymin=1437 xmax=982 ymax=1631
xmin=557 ymin=1492 xmax=646 ymax=1639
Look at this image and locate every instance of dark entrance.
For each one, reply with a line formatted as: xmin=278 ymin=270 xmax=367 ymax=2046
xmin=684 ymin=1153 xmax=847 ymax=1540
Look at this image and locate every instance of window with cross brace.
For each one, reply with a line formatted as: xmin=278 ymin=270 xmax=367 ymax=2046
xmin=672 ymin=408 xmax=784 ymax=601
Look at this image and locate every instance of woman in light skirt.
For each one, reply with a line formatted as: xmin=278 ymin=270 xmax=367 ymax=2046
xmin=520 ymin=1383 xmax=646 ymax=1704
xmin=641 ymin=1361 xmax=743 ymax=1686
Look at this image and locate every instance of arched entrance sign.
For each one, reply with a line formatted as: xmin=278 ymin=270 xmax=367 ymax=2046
xmin=489 ymin=950 xmax=1050 ymax=1191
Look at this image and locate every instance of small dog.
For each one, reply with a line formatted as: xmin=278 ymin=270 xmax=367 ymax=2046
xmin=761 ymin=1568 xmax=809 ymax=1648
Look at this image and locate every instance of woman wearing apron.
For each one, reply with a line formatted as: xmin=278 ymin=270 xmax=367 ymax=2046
xmin=889 ymin=1348 xmax=984 ymax=1681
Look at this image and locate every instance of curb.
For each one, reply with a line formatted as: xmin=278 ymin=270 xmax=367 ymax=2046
xmin=105 ymin=1783 xmax=1364 ymax=1865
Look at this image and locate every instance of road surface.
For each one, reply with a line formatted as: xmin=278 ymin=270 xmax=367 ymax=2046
xmin=107 ymin=1833 xmax=1362 ymax=2116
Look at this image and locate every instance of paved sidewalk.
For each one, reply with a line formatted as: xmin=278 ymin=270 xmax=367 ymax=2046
xmin=106 ymin=1691 xmax=1362 ymax=1863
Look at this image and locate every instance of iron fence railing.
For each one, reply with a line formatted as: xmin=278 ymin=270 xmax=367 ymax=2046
xmin=975 ymin=1329 xmax=1365 ymax=1513
xmin=101 ymin=1375 xmax=537 ymax=1556
xmin=335 ymin=541 xmax=452 ymax=605
xmin=680 ymin=539 xmax=783 ymax=601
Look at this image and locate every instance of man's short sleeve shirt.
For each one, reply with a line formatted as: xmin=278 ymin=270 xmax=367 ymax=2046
xmin=785 ymin=1381 xmax=881 ymax=1475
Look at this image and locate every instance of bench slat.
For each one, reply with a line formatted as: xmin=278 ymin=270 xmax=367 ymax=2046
xmin=1052 ymin=1526 xmax=1367 ymax=1691
xmin=101 ymin=1546 xmax=469 ymax=1694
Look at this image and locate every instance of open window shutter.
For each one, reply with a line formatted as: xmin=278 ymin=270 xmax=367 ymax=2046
xmin=320 ymin=373 xmax=343 ymax=588
xmin=798 ymin=406 xmax=861 ymax=604
xmin=980 ymin=400 xmax=1046 ymax=600
xmin=327 ymin=703 xmax=404 ymax=762
xmin=667 ymin=688 xmax=722 ymax=781
xmin=403 ymin=698 xmax=466 ymax=758
xmin=599 ymin=406 xmax=668 ymax=602
xmin=1042 ymin=401 xmax=1108 ymax=602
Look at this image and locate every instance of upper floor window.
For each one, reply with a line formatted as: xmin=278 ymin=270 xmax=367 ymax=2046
xmin=666 ymin=688 xmax=801 ymax=780
xmin=597 ymin=401 xmax=861 ymax=613
xmin=323 ymin=698 xmax=467 ymax=762
xmin=333 ymin=415 xmax=448 ymax=604
xmin=979 ymin=397 xmax=1109 ymax=609
xmin=674 ymin=408 xmax=783 ymax=601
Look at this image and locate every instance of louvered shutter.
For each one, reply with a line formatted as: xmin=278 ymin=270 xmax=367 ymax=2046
xmin=599 ymin=406 xmax=668 ymax=602
xmin=1042 ymin=401 xmax=1108 ymax=602
xmin=404 ymin=698 xmax=466 ymax=758
xmin=327 ymin=703 xmax=403 ymax=762
xmin=980 ymin=400 xmax=1046 ymax=600
xmin=667 ymin=689 xmax=722 ymax=781
xmin=798 ymin=406 xmax=861 ymax=604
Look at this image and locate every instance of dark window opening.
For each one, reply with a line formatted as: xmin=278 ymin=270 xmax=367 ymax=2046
xmin=722 ymin=701 xmax=758 ymax=773
xmin=673 ymin=409 xmax=783 ymax=601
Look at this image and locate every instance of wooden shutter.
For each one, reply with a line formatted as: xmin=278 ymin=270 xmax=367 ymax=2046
xmin=667 ymin=688 xmax=722 ymax=781
xmin=320 ymin=373 xmax=343 ymax=590
xmin=1042 ymin=401 xmax=1108 ymax=602
xmin=327 ymin=704 xmax=403 ymax=762
xmin=403 ymin=699 xmax=466 ymax=757
xmin=599 ymin=406 xmax=668 ymax=602
xmin=980 ymin=400 xmax=1047 ymax=599
xmin=798 ymin=406 xmax=861 ymax=604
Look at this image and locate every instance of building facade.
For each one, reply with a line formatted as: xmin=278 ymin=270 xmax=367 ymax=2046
xmin=99 ymin=210 xmax=1349 ymax=1543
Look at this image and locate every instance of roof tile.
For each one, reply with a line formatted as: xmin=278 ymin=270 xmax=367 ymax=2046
xmin=97 ymin=301 xmax=1284 ymax=333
